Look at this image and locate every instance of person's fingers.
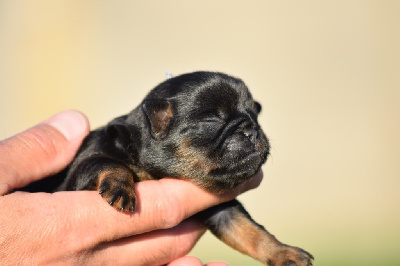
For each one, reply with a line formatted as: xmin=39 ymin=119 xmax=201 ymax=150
xmin=2 ymin=171 xmax=262 ymax=248
xmin=0 ymin=110 xmax=90 ymax=194
xmin=45 ymin=171 xmax=263 ymax=244
xmin=89 ymin=219 xmax=206 ymax=265
xmin=92 ymin=217 xmax=231 ymax=266
xmin=169 ymin=256 xmax=230 ymax=266
xmin=168 ymin=256 xmax=204 ymax=266
xmin=2 ymin=170 xmax=262 ymax=265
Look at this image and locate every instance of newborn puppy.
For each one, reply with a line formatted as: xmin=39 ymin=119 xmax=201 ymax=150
xmin=37 ymin=72 xmax=313 ymax=265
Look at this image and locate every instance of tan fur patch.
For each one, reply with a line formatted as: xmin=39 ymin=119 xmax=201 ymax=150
xmin=220 ymin=212 xmax=280 ymax=262
xmin=129 ymin=165 xmax=154 ymax=181
xmin=221 ymin=211 xmax=313 ymax=265
xmin=174 ymin=137 xmax=219 ymax=189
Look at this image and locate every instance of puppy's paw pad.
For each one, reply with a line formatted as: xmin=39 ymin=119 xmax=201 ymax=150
xmin=99 ymin=177 xmax=136 ymax=212
xmin=267 ymin=246 xmax=313 ymax=266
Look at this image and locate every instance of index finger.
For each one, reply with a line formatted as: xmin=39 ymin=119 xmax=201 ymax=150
xmin=15 ymin=172 xmax=263 ymax=246
xmin=81 ymin=174 xmax=261 ymax=240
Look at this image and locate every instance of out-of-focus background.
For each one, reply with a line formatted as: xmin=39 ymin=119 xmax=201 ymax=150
xmin=1 ymin=1 xmax=399 ymax=265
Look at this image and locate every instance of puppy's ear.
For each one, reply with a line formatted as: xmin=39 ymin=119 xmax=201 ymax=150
xmin=254 ymin=101 xmax=262 ymax=114
xmin=142 ymin=100 xmax=173 ymax=140
xmin=105 ymin=123 xmax=132 ymax=148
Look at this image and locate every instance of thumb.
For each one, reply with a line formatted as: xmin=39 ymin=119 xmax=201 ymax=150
xmin=0 ymin=110 xmax=90 ymax=195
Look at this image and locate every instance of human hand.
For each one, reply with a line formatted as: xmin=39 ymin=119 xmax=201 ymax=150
xmin=0 ymin=110 xmax=262 ymax=265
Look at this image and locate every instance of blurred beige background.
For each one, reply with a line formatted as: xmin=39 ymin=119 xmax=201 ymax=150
xmin=1 ymin=1 xmax=399 ymax=265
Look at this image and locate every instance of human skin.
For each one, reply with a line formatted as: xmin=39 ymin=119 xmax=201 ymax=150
xmin=0 ymin=110 xmax=262 ymax=265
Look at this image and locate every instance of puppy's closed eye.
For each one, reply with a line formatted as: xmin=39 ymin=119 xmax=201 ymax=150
xmin=201 ymin=116 xmax=226 ymax=125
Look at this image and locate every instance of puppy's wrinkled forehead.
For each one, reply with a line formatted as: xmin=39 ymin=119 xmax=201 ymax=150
xmin=181 ymin=75 xmax=251 ymax=114
xmin=193 ymin=84 xmax=238 ymax=110
xmin=145 ymin=72 xmax=253 ymax=117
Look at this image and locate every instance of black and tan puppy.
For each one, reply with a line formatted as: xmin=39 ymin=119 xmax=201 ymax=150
xmin=26 ymin=72 xmax=313 ymax=265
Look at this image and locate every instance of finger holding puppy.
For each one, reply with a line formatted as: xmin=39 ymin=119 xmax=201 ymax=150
xmin=1 ymin=174 xmax=261 ymax=264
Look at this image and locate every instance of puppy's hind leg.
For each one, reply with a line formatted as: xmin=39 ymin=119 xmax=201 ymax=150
xmin=196 ymin=199 xmax=313 ymax=266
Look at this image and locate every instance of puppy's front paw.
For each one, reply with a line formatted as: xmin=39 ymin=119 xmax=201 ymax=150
xmin=267 ymin=246 xmax=313 ymax=266
xmin=98 ymin=169 xmax=136 ymax=212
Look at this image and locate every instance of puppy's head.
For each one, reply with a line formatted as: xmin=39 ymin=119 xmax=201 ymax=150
xmin=139 ymin=72 xmax=269 ymax=193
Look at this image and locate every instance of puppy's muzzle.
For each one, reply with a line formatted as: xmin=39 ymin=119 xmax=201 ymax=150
xmin=243 ymin=128 xmax=258 ymax=145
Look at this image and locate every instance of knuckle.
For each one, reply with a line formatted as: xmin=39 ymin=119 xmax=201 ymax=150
xmin=0 ymin=124 xmax=66 ymax=189
xmin=20 ymin=126 xmax=61 ymax=161
xmin=154 ymin=228 xmax=198 ymax=263
xmin=154 ymin=191 xmax=185 ymax=229
xmin=171 ymin=233 xmax=196 ymax=258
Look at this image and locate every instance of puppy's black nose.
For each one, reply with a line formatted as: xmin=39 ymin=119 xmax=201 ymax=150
xmin=244 ymin=129 xmax=258 ymax=144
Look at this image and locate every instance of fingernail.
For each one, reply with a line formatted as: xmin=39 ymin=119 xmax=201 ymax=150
xmin=43 ymin=110 xmax=89 ymax=141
